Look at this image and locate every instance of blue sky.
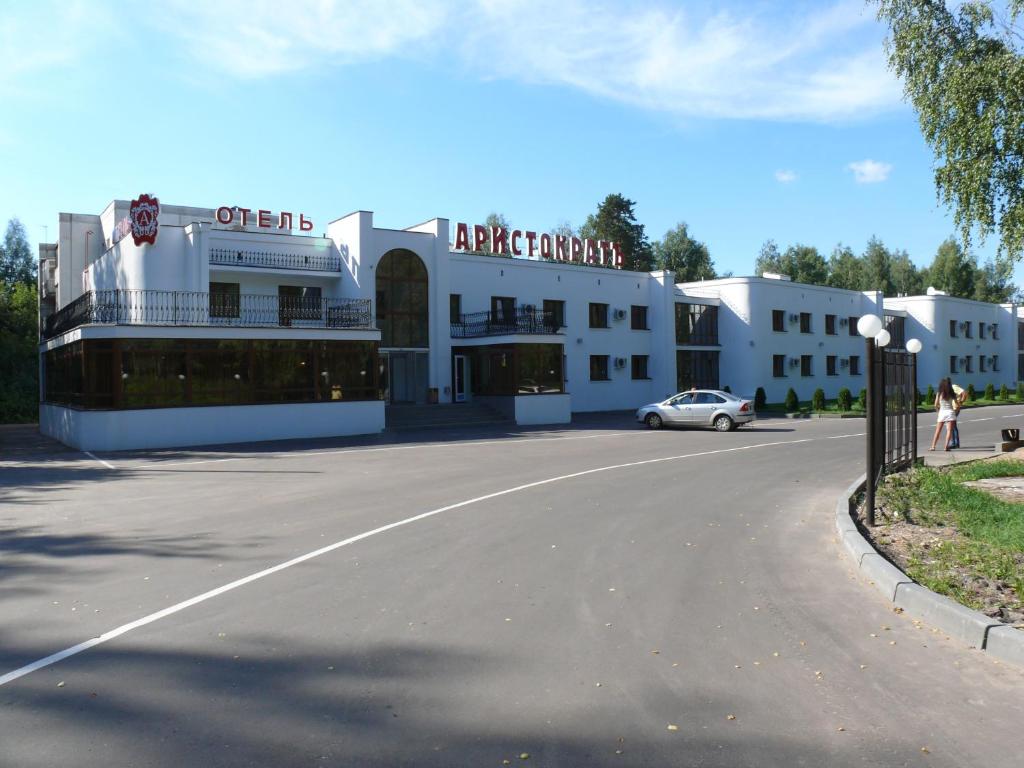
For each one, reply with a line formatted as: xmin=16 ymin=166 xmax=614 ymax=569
xmin=0 ymin=0 xmax=1012 ymax=281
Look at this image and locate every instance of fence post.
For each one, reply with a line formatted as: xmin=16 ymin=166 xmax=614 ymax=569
xmin=911 ymin=352 xmax=918 ymax=466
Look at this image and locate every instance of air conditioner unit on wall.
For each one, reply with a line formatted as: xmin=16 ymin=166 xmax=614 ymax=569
xmin=613 ymin=308 xmax=627 ymax=321
xmin=790 ymin=358 xmax=800 ymax=367
xmin=789 ymin=313 xmax=799 ymax=323
xmin=840 ymin=358 xmax=849 ymax=367
xmin=839 ymin=317 xmax=848 ymax=326
xmin=614 ymin=357 xmax=627 ymax=368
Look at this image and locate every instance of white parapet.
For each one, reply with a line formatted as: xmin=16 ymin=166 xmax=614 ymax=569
xmin=513 ymin=394 xmax=571 ymax=425
xmin=40 ymin=401 xmax=385 ymax=452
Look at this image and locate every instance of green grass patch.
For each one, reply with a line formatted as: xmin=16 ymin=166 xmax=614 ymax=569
xmin=877 ymin=460 xmax=1024 ymax=614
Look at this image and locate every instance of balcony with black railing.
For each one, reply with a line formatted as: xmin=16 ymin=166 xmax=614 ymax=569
xmin=209 ymin=247 xmax=342 ymax=272
xmin=451 ymin=308 xmax=560 ymax=338
xmin=43 ymin=289 xmax=373 ymax=339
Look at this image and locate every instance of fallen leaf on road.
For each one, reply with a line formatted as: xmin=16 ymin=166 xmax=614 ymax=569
xmin=726 ymin=714 xmax=736 ymax=721
xmin=667 ymin=724 xmax=679 ymax=731
xmin=57 ymin=681 xmax=65 ymax=688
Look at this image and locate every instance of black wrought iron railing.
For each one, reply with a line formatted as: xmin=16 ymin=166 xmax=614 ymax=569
xmin=451 ymin=308 xmax=559 ymax=338
xmin=209 ymin=248 xmax=342 ymax=272
xmin=43 ymin=290 xmax=373 ymax=339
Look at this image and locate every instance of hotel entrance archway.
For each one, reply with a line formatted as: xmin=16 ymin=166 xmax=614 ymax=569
xmin=376 ymin=248 xmax=430 ymax=405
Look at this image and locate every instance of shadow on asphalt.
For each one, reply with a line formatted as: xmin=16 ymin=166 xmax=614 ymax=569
xmin=0 ymin=634 xmax=914 ymax=768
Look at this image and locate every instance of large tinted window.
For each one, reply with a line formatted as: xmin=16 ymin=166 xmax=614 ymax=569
xmin=376 ymin=249 xmax=428 ymax=348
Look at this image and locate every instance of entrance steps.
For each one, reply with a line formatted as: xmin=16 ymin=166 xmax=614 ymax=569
xmin=385 ymin=402 xmax=511 ymax=431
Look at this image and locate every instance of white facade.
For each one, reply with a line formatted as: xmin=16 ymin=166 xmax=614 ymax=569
xmin=38 ymin=198 xmax=1024 ymax=451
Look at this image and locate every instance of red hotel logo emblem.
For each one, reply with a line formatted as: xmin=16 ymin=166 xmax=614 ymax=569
xmin=129 ymin=194 xmax=160 ymax=245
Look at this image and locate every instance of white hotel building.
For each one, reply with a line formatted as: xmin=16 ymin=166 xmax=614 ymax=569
xmin=37 ymin=198 xmax=1024 ymax=451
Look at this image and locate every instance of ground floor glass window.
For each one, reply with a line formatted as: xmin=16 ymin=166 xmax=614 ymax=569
xmin=676 ymin=350 xmax=719 ymax=391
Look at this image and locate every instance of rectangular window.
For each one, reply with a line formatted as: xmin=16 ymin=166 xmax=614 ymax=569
xmin=590 ymin=354 xmax=609 ymax=380
xmin=773 ymin=354 xmax=786 ymax=378
xmin=801 ymin=354 xmax=813 ymax=376
xmin=980 ymin=321 xmax=986 ymax=339
xmin=981 ymin=355 xmax=988 ymax=373
xmin=884 ymin=316 xmax=906 ymax=347
xmin=279 ymin=285 xmax=322 ymax=322
xmin=993 ymin=354 xmax=1000 ymax=371
xmin=965 ymin=355 xmax=973 ymax=373
xmin=848 ymin=316 xmax=858 ymax=337
xmin=450 ymin=294 xmax=461 ymax=324
xmin=631 ymin=305 xmax=649 ymax=330
xmin=589 ymin=302 xmax=609 ymax=329
xmin=543 ymin=299 xmax=565 ymax=329
xmin=826 ymin=355 xmax=837 ymax=376
xmin=849 ymin=355 xmax=860 ymax=376
xmin=772 ymin=309 xmax=786 ymax=332
xmin=209 ymin=282 xmax=240 ymax=319
xmin=993 ymin=324 xmax=999 ymax=340
xmin=677 ymin=350 xmax=719 ymax=390
xmin=491 ymin=296 xmax=515 ymax=323
xmin=950 ymin=319 xmax=957 ymax=338
xmin=800 ymin=312 xmax=812 ymax=333
xmin=825 ymin=314 xmax=837 ymax=335
xmin=964 ymin=322 xmax=972 ymax=339
xmin=631 ymin=354 xmax=649 ymax=380
xmin=676 ymin=303 xmax=718 ymax=345
xmin=950 ymin=355 xmax=958 ymax=374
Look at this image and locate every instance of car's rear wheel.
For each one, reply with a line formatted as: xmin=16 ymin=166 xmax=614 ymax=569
xmin=645 ymin=413 xmax=663 ymax=430
xmin=713 ymin=414 xmax=733 ymax=432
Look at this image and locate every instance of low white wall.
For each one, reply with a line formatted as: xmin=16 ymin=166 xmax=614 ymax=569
xmin=40 ymin=401 xmax=385 ymax=452
xmin=514 ymin=394 xmax=571 ymax=425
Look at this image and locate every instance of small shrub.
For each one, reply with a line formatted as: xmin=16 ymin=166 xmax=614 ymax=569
xmin=857 ymin=388 xmax=867 ymax=409
xmin=967 ymin=384 xmax=976 ymax=401
xmin=811 ymin=388 xmax=825 ymax=411
xmin=984 ymin=383 xmax=995 ymax=400
xmin=836 ymin=387 xmax=852 ymax=411
xmin=784 ymin=388 xmax=799 ymax=412
xmin=1000 ymin=384 xmax=1010 ymax=401
xmin=754 ymin=387 xmax=767 ymax=410
xmin=1016 ymin=382 xmax=1024 ymax=400
xmin=925 ymin=384 xmax=935 ymax=405
xmin=723 ymin=385 xmax=731 ymax=393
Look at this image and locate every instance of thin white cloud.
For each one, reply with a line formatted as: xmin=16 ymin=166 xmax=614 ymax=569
xmin=775 ymin=170 xmax=798 ymax=183
xmin=848 ymin=159 xmax=893 ymax=183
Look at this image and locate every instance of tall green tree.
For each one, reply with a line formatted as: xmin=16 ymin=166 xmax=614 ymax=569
xmin=653 ymin=222 xmax=717 ymax=282
xmin=862 ymin=237 xmax=895 ymax=295
xmin=973 ymin=257 xmax=1017 ymax=302
xmin=927 ymin=237 xmax=977 ymax=297
xmin=477 ymin=212 xmax=512 ymax=254
xmin=875 ymin=1 xmax=1024 ymax=262
xmin=579 ymin=194 xmax=653 ymax=271
xmin=826 ymin=244 xmax=865 ymax=290
xmin=781 ymin=244 xmax=828 ymax=285
xmin=889 ymin=248 xmax=925 ymax=295
xmin=1 ymin=218 xmax=35 ymax=286
xmin=0 ymin=281 xmax=39 ymax=422
xmin=754 ymin=239 xmax=783 ymax=276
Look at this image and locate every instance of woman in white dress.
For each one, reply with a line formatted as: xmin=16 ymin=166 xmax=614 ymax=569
xmin=929 ymin=378 xmax=957 ymax=451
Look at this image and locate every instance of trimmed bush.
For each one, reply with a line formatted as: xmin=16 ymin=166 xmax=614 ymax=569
xmin=984 ymin=383 xmax=996 ymax=400
xmin=811 ymin=388 xmax=825 ymax=411
xmin=836 ymin=387 xmax=852 ymax=411
xmin=723 ymin=385 xmax=731 ymax=393
xmin=967 ymin=383 xmax=977 ymax=401
xmin=1017 ymin=382 xmax=1024 ymax=400
xmin=857 ymin=388 xmax=867 ymax=409
xmin=1000 ymin=384 xmax=1010 ymax=401
xmin=754 ymin=387 xmax=767 ymax=410
xmin=925 ymin=384 xmax=935 ymax=405
xmin=784 ymin=388 xmax=799 ymax=412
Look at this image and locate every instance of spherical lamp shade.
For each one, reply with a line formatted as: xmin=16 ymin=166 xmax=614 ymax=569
xmin=857 ymin=314 xmax=883 ymax=338
xmin=906 ymin=338 xmax=923 ymax=354
xmin=875 ymin=329 xmax=891 ymax=347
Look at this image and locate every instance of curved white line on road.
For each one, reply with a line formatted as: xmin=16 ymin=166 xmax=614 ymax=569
xmin=0 ymin=436 xmax=812 ymax=687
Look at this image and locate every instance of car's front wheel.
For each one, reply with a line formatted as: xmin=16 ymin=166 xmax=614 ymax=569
xmin=645 ymin=413 xmax=663 ymax=430
xmin=713 ymin=414 xmax=733 ymax=432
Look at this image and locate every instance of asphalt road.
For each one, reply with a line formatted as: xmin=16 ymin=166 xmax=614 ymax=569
xmin=1 ymin=408 xmax=1022 ymax=767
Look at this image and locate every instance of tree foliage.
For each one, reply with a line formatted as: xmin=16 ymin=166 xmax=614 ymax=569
xmin=653 ymin=222 xmax=717 ymax=281
xmin=875 ymin=0 xmax=1024 ymax=262
xmin=580 ymin=194 xmax=654 ymax=271
xmin=0 ymin=281 xmax=39 ymax=422
xmin=1 ymin=218 xmax=35 ymax=285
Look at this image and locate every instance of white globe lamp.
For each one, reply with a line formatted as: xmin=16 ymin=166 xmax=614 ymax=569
xmin=856 ymin=314 xmax=883 ymax=338
xmin=906 ymin=338 xmax=922 ymax=354
xmin=875 ymin=329 xmax=891 ymax=348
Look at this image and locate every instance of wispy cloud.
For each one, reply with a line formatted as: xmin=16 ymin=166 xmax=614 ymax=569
xmin=848 ymin=159 xmax=892 ymax=183
xmin=775 ymin=170 xmax=798 ymax=183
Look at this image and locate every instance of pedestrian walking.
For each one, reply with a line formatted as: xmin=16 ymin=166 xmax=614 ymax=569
xmin=949 ymin=380 xmax=967 ymax=448
xmin=929 ymin=378 xmax=957 ymax=451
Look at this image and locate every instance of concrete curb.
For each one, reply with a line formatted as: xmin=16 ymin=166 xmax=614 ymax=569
xmin=835 ymin=473 xmax=1024 ymax=666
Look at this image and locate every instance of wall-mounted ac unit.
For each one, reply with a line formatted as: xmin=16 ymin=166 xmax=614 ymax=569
xmin=790 ymin=358 xmax=801 ymax=367
xmin=840 ymin=358 xmax=850 ymax=367
xmin=613 ymin=357 xmax=627 ymax=368
xmin=789 ymin=313 xmax=799 ymax=323
xmin=613 ymin=308 xmax=627 ymax=321
xmin=839 ymin=317 xmax=848 ymax=326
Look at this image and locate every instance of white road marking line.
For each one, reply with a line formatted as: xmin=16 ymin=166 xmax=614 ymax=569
xmin=135 ymin=430 xmax=660 ymax=468
xmin=83 ymin=451 xmax=115 ymax=470
xmin=0 ymin=435 xmax=813 ymax=687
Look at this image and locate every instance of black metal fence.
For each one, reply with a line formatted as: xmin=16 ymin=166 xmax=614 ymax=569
xmin=451 ymin=308 xmax=559 ymax=338
xmin=209 ymin=248 xmax=342 ymax=272
xmin=43 ymin=290 xmax=373 ymax=339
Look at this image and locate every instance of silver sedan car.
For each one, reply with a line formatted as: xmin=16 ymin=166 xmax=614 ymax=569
xmin=636 ymin=389 xmax=756 ymax=431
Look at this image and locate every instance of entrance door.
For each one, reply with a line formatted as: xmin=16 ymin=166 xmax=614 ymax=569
xmin=454 ymin=354 xmax=468 ymax=403
xmin=390 ymin=354 xmax=411 ymax=403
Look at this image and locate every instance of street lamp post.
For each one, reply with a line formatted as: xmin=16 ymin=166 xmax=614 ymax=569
xmin=858 ymin=314 xmax=884 ymax=526
xmin=907 ymin=338 xmax=923 ymax=466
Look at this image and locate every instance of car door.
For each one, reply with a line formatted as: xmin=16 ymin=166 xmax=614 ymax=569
xmin=663 ymin=393 xmax=694 ymax=422
xmin=690 ymin=392 xmax=723 ymax=425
